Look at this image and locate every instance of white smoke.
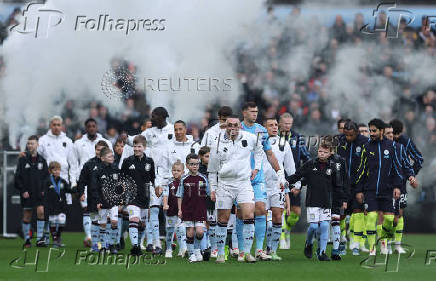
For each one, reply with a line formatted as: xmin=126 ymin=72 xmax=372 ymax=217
xmin=0 ymin=0 xmax=264 ymax=148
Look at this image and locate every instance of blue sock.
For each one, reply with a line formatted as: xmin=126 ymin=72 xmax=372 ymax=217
xmin=200 ymin=228 xmax=208 ymax=250
xmin=209 ymin=223 xmax=217 ymax=251
xmin=111 ymin=226 xmax=118 ymax=245
xmin=166 ymin=226 xmax=175 ymax=250
xmin=187 ymin=237 xmax=194 ymax=256
xmin=194 ymin=234 xmax=202 ymax=251
xmin=177 ymin=225 xmax=187 ymax=250
xmin=216 ymin=222 xmax=228 ymax=256
xmin=150 ymin=207 xmax=160 ymax=247
xmin=236 ymin=218 xmax=244 ymax=251
xmin=145 ymin=215 xmax=153 ymax=245
xmin=91 ymin=222 xmax=99 ymax=246
xmin=83 ymin=214 xmax=91 ymax=239
xmin=231 ymin=226 xmax=238 ymax=250
xmin=129 ymin=221 xmax=139 ymax=246
xmin=319 ymin=221 xmax=330 ymax=254
xmin=266 ymin=219 xmax=273 ymax=249
xmin=22 ymin=221 xmax=31 ymax=240
xmin=306 ymin=223 xmax=319 ymax=245
xmin=243 ymin=219 xmax=255 ymax=254
xmin=43 ymin=221 xmax=50 ymax=241
xmin=99 ymin=226 xmax=106 ymax=247
xmin=255 ymin=215 xmax=266 ymax=251
xmin=332 ymin=222 xmax=341 ymax=252
xmin=37 ymin=220 xmax=45 ymax=240
xmin=271 ymin=223 xmax=282 ymax=252
xmin=117 ymin=215 xmax=122 ymax=243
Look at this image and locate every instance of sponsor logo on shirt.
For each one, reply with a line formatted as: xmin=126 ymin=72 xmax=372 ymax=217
xmin=25 ymin=163 xmax=31 ymax=169
xmin=129 ymin=164 xmax=135 ymax=170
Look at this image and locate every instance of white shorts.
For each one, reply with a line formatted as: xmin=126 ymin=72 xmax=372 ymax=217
xmin=184 ymin=221 xmax=206 ymax=228
xmin=80 ymin=186 xmax=88 ymax=208
xmin=127 ymin=205 xmax=146 ymax=220
xmin=266 ymin=192 xmax=285 ymax=209
xmin=49 ymin=213 xmax=66 ymax=224
xmin=98 ymin=206 xmax=118 ymax=224
xmin=307 ymin=207 xmax=331 ymax=223
xmin=206 ymin=209 xmax=217 ymax=222
xmin=215 ymin=182 xmax=254 ymax=210
xmin=140 ymin=208 xmax=148 ymax=223
xmin=149 ymin=185 xmax=162 ymax=207
xmin=166 ymin=215 xmax=182 ymax=228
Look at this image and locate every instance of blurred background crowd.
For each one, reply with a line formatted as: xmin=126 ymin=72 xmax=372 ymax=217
xmin=0 ymin=2 xmax=435 ymax=204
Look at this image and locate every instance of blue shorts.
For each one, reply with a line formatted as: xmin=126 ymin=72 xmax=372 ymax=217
xmin=252 ymin=182 xmax=267 ymax=203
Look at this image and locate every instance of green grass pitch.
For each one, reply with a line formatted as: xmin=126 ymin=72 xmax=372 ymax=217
xmin=1 ymin=233 xmax=436 ymax=281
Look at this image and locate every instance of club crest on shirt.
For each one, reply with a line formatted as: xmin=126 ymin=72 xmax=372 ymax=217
xmin=198 ymin=181 xmax=204 ymax=187
xmin=113 ymin=174 xmax=118 ymax=180
xmin=145 ymin=163 xmax=151 ymax=171
xmin=384 ymin=149 xmax=389 ymax=155
xmin=37 ymin=163 xmax=43 ymax=170
xmin=356 ymin=146 xmax=361 ymax=153
xmin=335 ymin=163 xmax=341 ymax=171
xmin=292 ymin=139 xmax=297 ymax=147
xmin=326 ymin=168 xmax=332 ymax=175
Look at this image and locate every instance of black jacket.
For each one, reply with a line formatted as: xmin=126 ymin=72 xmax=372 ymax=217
xmin=78 ymin=157 xmax=102 ymax=211
xmin=91 ymin=163 xmax=120 ymax=209
xmin=121 ymin=154 xmax=155 ymax=208
xmin=337 ymin=134 xmax=369 ymax=188
xmin=329 ymin=154 xmax=350 ymax=207
xmin=396 ymin=134 xmax=423 ymax=175
xmin=44 ymin=175 xmax=72 ymax=215
xmin=14 ymin=153 xmax=49 ymax=200
xmin=288 ymin=158 xmax=337 ymax=209
xmin=355 ymin=138 xmax=403 ymax=197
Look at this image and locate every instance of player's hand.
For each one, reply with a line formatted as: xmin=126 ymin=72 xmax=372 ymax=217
xmin=80 ymin=194 xmax=85 ymax=201
xmin=356 ymin=192 xmax=364 ymax=204
xmin=97 ymin=203 xmax=102 ymax=210
xmin=250 ymin=169 xmax=259 ymax=181
xmin=393 ymin=188 xmax=401 ymax=200
xmin=408 ymin=176 xmax=418 ymax=188
xmin=290 ymin=188 xmax=300 ymax=195
xmin=163 ymin=204 xmax=169 ymax=211
xmin=286 ymin=206 xmax=291 ymax=216
xmin=342 ymin=202 xmax=347 ymax=210
xmin=18 ymin=152 xmax=26 ymax=158
xmin=22 ymin=192 xmax=29 ymax=199
xmin=178 ymin=210 xmax=182 ymax=218
xmin=155 ymin=187 xmax=163 ymax=197
xmin=210 ymin=191 xmax=216 ymax=202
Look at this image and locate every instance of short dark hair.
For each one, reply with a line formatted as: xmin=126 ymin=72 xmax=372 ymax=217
xmin=343 ymin=120 xmax=358 ymax=132
xmin=242 ymin=101 xmax=257 ymax=111
xmin=198 ymin=146 xmax=210 ymax=156
xmin=186 ymin=153 xmax=199 ymax=163
xmin=133 ymin=135 xmax=147 ymax=146
xmin=218 ymin=106 xmax=233 ymax=118
xmin=28 ymin=135 xmax=39 ymax=141
xmin=368 ymin=118 xmax=386 ymax=130
xmin=357 ymin=123 xmax=367 ymax=128
xmin=320 ymin=135 xmax=337 ymax=149
xmin=99 ymin=147 xmax=112 ymax=157
xmin=85 ymin=118 xmax=97 ymax=126
xmin=337 ymin=118 xmax=351 ymax=128
xmin=389 ymin=119 xmax=404 ymax=135
xmin=174 ymin=120 xmax=186 ymax=127
xmin=95 ymin=140 xmax=109 ymax=149
xmin=114 ymin=137 xmax=125 ymax=146
xmin=152 ymin=107 xmax=169 ymax=118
